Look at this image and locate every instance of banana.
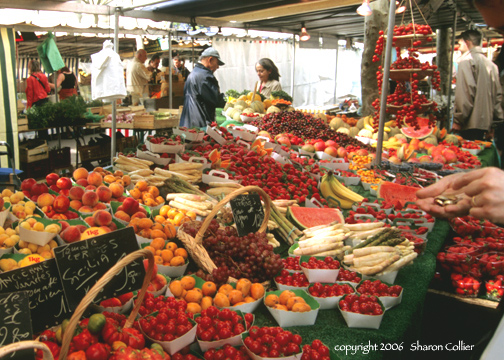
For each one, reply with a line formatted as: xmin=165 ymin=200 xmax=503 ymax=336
xmin=364 ymin=124 xmax=375 ymax=132
xmin=363 ymin=116 xmax=370 ymax=127
xmin=368 ymin=116 xmax=375 ymax=127
xmin=328 ymin=175 xmax=364 ymax=203
xmin=384 ymin=126 xmax=391 ymax=132
xmin=319 ymin=174 xmax=355 ymax=209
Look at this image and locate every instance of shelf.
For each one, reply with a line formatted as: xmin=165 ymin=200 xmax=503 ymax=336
xmin=389 ymin=68 xmax=434 ymax=82
xmin=428 ymin=289 xmax=500 ymax=309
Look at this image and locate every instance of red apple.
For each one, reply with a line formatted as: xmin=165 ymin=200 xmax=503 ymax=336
xmin=46 ymin=173 xmax=60 ymax=186
xmin=21 ymin=178 xmax=36 ymax=192
xmin=337 ymin=147 xmax=347 ymax=158
xmin=314 ymin=141 xmax=326 ymax=152
xmin=49 ymin=185 xmax=60 ymax=193
xmin=325 ymin=140 xmax=338 ymax=148
xmin=31 ymin=183 xmax=48 ymax=197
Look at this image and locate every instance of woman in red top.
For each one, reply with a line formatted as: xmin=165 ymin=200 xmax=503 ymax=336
xmin=25 ymin=60 xmax=50 ymax=108
xmin=51 ymin=66 xmax=78 ymax=100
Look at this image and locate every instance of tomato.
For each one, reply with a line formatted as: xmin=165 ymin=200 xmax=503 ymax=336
xmin=88 ymin=313 xmax=106 ymax=335
xmin=67 ymin=350 xmax=87 ymax=360
xmin=86 ymin=343 xmax=110 ymax=360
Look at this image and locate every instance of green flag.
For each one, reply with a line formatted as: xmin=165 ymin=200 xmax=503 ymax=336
xmin=37 ymin=32 xmax=65 ymax=73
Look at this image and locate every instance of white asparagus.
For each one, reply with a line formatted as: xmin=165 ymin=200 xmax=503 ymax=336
xmin=114 ymin=164 xmax=142 ymax=172
xmin=169 ymin=162 xmax=204 ymax=171
xmin=343 ymin=254 xmax=354 ymax=265
xmin=209 ymin=181 xmax=242 ymax=188
xmin=347 ymin=227 xmax=385 ymax=240
xmin=302 ymin=221 xmax=341 ymax=235
xmin=353 ymin=246 xmax=398 ymax=257
xmin=298 ymin=234 xmax=348 ymax=248
xmin=304 ymin=229 xmax=345 ymax=240
xmin=352 ymin=254 xmax=401 ymax=275
xmin=166 ymin=193 xmax=207 ymax=202
xmin=353 ymin=252 xmax=396 ymax=268
xmin=146 ymin=175 xmax=169 ymax=182
xmin=343 ymin=222 xmax=385 ymax=231
xmin=173 ymin=197 xmax=213 ymax=210
xmin=377 ymin=252 xmax=418 ymax=274
xmin=119 ymin=155 xmax=153 ymax=166
xmin=304 ymin=225 xmax=343 ymax=238
xmin=169 ymin=200 xmax=210 ymax=216
xmin=128 ymin=169 xmax=154 ymax=177
xmin=293 ymin=242 xmax=344 ymax=256
xmin=176 ymin=169 xmax=203 ymax=176
xmin=272 ymin=199 xmax=298 ymax=207
xmin=207 ymin=187 xmax=238 ymax=196
xmin=154 ymin=167 xmax=180 ymax=177
xmin=311 ymin=247 xmax=350 ymax=257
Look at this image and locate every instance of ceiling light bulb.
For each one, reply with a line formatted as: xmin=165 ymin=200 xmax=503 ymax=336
xmin=357 ymin=0 xmax=372 ymax=16
xmin=395 ymin=2 xmax=406 ymax=14
xmin=143 ymin=37 xmax=149 ymax=45
xmin=300 ymin=23 xmax=310 ymax=41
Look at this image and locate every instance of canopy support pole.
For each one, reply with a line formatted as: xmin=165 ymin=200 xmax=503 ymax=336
xmin=291 ymin=35 xmax=296 ymax=102
xmin=111 ymin=6 xmax=120 ymax=166
xmin=169 ymin=30 xmax=173 ymax=109
xmin=334 ymin=38 xmax=339 ymax=102
xmin=374 ymin=0 xmax=396 ymax=166
xmin=446 ymin=11 xmax=457 ymax=130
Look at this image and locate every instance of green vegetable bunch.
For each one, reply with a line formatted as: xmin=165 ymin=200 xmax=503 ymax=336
xmin=271 ymin=90 xmax=293 ymax=102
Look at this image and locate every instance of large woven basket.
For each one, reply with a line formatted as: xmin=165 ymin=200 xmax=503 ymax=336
xmin=0 ymin=340 xmax=53 ymax=360
xmin=177 ymin=186 xmax=272 ymax=277
xmin=59 ymin=249 xmax=155 ymax=359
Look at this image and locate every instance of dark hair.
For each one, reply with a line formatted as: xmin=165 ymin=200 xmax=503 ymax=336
xmin=257 ymin=58 xmax=280 ymax=81
xmin=60 ymin=66 xmax=70 ymax=72
xmin=28 ymin=60 xmax=41 ymax=74
xmin=161 ymin=57 xmax=170 ymax=67
xmin=460 ymin=29 xmax=482 ymax=46
xmin=149 ymin=54 xmax=160 ymax=63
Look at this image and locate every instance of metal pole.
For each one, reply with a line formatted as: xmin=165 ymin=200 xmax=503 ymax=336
xmin=374 ymin=0 xmax=396 ymax=165
xmin=111 ymin=7 xmax=120 ymax=166
xmin=334 ymin=38 xmax=339 ymax=102
xmin=291 ymin=35 xmax=296 ymax=101
xmin=169 ymin=30 xmax=173 ymax=109
xmin=446 ymin=11 xmax=457 ymax=130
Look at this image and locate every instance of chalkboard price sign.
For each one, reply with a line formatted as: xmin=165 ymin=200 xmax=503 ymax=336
xmin=0 ymin=291 xmax=34 ymax=360
xmin=230 ymin=193 xmax=265 ymax=237
xmin=53 ymin=227 xmax=145 ymax=311
xmin=0 ymin=259 xmax=70 ymax=333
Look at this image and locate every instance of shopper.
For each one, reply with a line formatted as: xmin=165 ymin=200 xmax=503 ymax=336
xmin=50 ymin=66 xmax=78 ymax=100
xmin=126 ymin=49 xmax=152 ymax=105
xmin=173 ymin=56 xmax=191 ymax=80
xmin=25 ymin=60 xmax=51 ymax=109
xmin=255 ymin=58 xmax=282 ymax=98
xmin=453 ymin=29 xmax=503 ymax=140
xmin=147 ymin=53 xmax=161 ymax=84
xmin=179 ymin=47 xmax=226 ymax=128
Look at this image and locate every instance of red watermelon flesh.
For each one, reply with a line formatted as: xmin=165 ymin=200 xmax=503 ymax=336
xmin=287 ymin=206 xmax=344 ymax=229
xmin=378 ymin=181 xmax=419 ymax=209
xmin=400 ymin=117 xmax=434 ymax=139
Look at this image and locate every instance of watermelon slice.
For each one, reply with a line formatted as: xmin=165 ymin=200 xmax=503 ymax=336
xmin=287 ymin=206 xmax=344 ymax=230
xmin=378 ymin=181 xmax=419 ymax=209
xmin=400 ymin=117 xmax=433 ymax=139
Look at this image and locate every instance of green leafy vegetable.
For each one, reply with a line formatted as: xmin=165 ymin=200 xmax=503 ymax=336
xmin=225 ymin=89 xmax=241 ymax=99
xmin=271 ymin=90 xmax=293 ymax=102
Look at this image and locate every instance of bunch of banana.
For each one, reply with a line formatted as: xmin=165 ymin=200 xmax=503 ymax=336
xmin=375 ymin=136 xmax=404 ymax=149
xmin=363 ymin=116 xmax=394 ymax=133
xmin=320 ymin=171 xmax=364 ymax=209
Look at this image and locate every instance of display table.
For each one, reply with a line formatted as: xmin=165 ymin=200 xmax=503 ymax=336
xmin=253 ymin=220 xmax=450 ymax=360
xmin=477 ymin=145 xmax=500 ymax=168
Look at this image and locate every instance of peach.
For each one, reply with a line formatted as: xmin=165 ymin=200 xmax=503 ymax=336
xmin=61 ymin=226 xmax=81 ymax=243
xmin=433 ymin=155 xmax=446 ymax=164
xmin=114 ymin=210 xmax=130 ymax=222
xmin=73 ymin=167 xmax=89 ymax=181
xmin=85 ymin=185 xmax=97 ymax=191
xmin=76 ymin=225 xmax=88 ymax=233
xmin=87 ymin=171 xmax=103 ymax=187
xmin=96 ymin=186 xmax=112 ymax=203
xmin=418 ymin=155 xmax=431 ymax=163
xmin=93 ymin=203 xmax=107 ymax=211
xmin=93 ymin=210 xmax=112 ymax=226
xmin=109 ymin=222 xmax=117 ymax=231
xmin=58 ymin=221 xmax=70 ymax=232
xmin=56 ymin=177 xmax=72 ymax=190
xmin=131 ymin=212 xmax=147 ymax=220
xmin=79 ymin=206 xmax=94 ymax=213
xmin=76 ymin=179 xmax=89 ymax=187
xmin=100 ymin=226 xmax=112 ymax=233
xmin=84 ymin=216 xmax=96 ymax=227
xmin=324 ymin=146 xmax=338 ymax=158
xmin=82 ymin=191 xmax=99 ymax=207
xmin=53 ymin=195 xmax=70 ymax=213
xmin=37 ymin=193 xmax=54 ymax=207
xmin=109 ymin=182 xmax=124 ymax=198
xmin=69 ymin=187 xmax=85 ymax=201
xmin=123 ymin=197 xmax=140 ymax=216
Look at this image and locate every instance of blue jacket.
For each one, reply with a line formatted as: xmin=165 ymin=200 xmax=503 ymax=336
xmin=179 ymin=63 xmax=226 ymax=128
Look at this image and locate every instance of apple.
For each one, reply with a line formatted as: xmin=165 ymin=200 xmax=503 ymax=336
xmin=46 ymin=173 xmax=60 ymax=186
xmin=21 ymin=178 xmax=36 ymax=192
xmin=56 ymin=177 xmax=72 ymax=190
xmin=31 ymin=183 xmax=48 ymax=197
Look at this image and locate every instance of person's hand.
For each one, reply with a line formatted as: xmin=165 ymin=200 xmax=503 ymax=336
xmin=415 ymin=172 xmax=471 ymax=219
xmin=451 ymin=123 xmax=461 ymax=131
xmin=449 ymin=167 xmax=504 ymax=224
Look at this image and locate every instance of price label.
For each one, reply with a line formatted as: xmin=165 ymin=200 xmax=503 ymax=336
xmin=0 ymin=291 xmax=34 ymax=360
xmin=53 ymin=227 xmax=145 ymax=311
xmin=230 ymin=193 xmax=265 ymax=237
xmin=0 ymin=259 xmax=70 ymax=333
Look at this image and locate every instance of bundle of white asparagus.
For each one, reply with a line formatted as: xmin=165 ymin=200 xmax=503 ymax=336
xmin=128 ymin=167 xmax=177 ymax=187
xmin=113 ymin=155 xmax=153 ymax=171
xmin=166 ymin=162 xmax=204 ymax=184
xmin=166 ymin=193 xmax=215 ymax=217
xmin=206 ymin=181 xmax=243 ymax=197
xmin=293 ymin=223 xmax=351 ymax=257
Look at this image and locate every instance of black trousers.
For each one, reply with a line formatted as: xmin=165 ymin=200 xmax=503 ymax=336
xmin=459 ymin=129 xmax=487 ymax=141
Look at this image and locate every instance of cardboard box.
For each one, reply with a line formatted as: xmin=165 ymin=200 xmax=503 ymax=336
xmin=19 ymin=140 xmax=49 ymax=163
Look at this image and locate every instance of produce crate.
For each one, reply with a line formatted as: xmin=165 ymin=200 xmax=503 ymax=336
xmin=19 ymin=140 xmax=49 ymax=163
xmin=18 ymin=117 xmax=29 ymax=132
xmin=133 ymin=114 xmax=178 ymax=129
xmin=20 ymin=158 xmax=49 ymax=180
xmin=49 ymin=147 xmax=71 ymax=170
xmin=86 ymin=107 xmax=102 ymax=115
xmin=100 ymin=118 xmax=135 ymax=129
xmin=117 ymin=136 xmax=138 ymax=154
xmin=78 ymin=144 xmax=110 ymax=164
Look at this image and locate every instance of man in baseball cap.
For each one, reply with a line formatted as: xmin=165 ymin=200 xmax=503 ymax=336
xmin=179 ymin=47 xmax=226 ymax=128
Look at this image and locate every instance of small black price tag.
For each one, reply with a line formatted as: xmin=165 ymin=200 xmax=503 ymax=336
xmin=0 ymin=291 xmax=34 ymax=360
xmin=230 ymin=193 xmax=265 ymax=237
xmin=53 ymin=227 xmax=145 ymax=311
xmin=0 ymin=259 xmax=70 ymax=333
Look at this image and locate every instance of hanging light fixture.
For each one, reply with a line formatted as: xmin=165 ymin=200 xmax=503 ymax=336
xmin=143 ymin=36 xmax=149 ymax=45
xmin=356 ymin=0 xmax=372 ymax=16
xmin=395 ymin=1 xmax=406 ymax=14
xmin=300 ymin=23 xmax=310 ymax=41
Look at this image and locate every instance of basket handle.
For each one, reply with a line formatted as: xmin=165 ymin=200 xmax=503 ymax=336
xmin=0 ymin=340 xmax=53 ymax=360
xmin=59 ymin=249 xmax=154 ymax=359
xmin=195 ymin=185 xmax=271 ymax=244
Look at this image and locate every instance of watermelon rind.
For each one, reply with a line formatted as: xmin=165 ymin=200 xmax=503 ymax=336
xmin=287 ymin=206 xmax=344 ymax=230
xmin=400 ymin=117 xmax=434 ymax=139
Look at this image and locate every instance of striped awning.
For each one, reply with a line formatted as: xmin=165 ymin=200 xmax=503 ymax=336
xmin=0 ymin=28 xmax=19 ymax=169
xmin=17 ymin=56 xmax=80 ymax=80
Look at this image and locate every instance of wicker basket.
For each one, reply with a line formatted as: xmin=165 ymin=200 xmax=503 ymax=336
xmin=389 ymin=69 xmax=433 ymax=82
xmin=59 ymin=249 xmax=155 ymax=359
xmin=177 ymin=186 xmax=272 ymax=276
xmin=0 ymin=340 xmax=53 ymax=360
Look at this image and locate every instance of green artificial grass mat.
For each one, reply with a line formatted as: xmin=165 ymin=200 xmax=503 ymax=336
xmin=258 ymin=219 xmax=450 ymax=360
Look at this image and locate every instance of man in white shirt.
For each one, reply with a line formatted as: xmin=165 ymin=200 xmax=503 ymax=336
xmin=126 ymin=49 xmax=152 ymax=105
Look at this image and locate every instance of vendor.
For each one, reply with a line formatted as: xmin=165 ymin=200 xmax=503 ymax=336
xmin=255 ymin=58 xmax=282 ymax=98
xmin=26 ymin=59 xmax=51 ymax=109
xmin=147 ymin=53 xmax=161 ymax=84
xmin=50 ymin=67 xmax=78 ymax=100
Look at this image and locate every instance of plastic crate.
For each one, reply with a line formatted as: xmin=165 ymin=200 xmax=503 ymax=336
xmin=20 ymin=159 xmax=50 ymax=180
xmin=79 ymin=145 xmax=110 ymax=163
xmin=49 ymin=147 xmax=71 ymax=170
xmin=117 ymin=136 xmax=138 ymax=154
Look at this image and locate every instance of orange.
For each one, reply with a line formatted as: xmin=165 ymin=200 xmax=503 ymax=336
xmin=180 ymin=276 xmax=196 ymax=290
xmin=169 ymin=280 xmax=183 ymax=297
xmin=186 ymin=302 xmax=202 ymax=314
xmin=250 ymin=283 xmax=265 ymax=300
xmin=159 ymin=205 xmax=171 ymax=217
xmin=154 ymin=215 xmax=166 ymax=224
xmin=150 ymin=237 xmax=165 ymax=250
xmin=165 ymin=242 xmax=178 ymax=252
xmin=147 ymin=186 xmax=160 ymax=198
xmin=136 ymin=180 xmax=149 ymax=191
xmin=151 ymin=229 xmax=167 ymax=240
xmin=129 ymin=187 xmax=141 ymax=199
xmin=185 ymin=289 xmax=203 ymax=304
xmin=174 ymin=248 xmax=188 ymax=259
xmin=161 ymin=249 xmax=174 ymax=263
xmin=264 ymin=294 xmax=279 ymax=307
xmin=218 ymin=284 xmax=233 ymax=296
xmin=202 ymin=282 xmax=217 ymax=297
xmin=167 ymin=208 xmax=179 ymax=219
xmin=213 ymin=293 xmax=230 ymax=307
xmin=144 ymin=245 xmax=156 ymax=255
xmin=170 ymin=256 xmax=185 ymax=267
xmin=164 ymin=223 xmax=176 ymax=239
